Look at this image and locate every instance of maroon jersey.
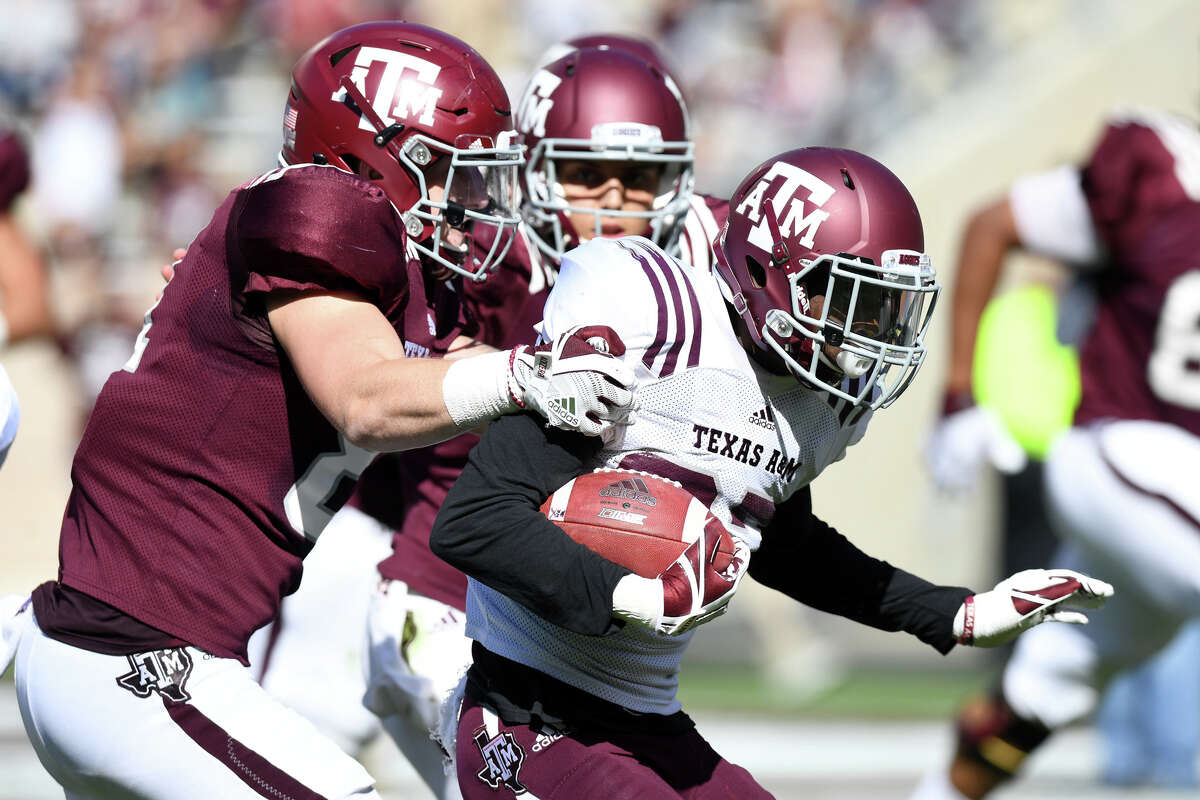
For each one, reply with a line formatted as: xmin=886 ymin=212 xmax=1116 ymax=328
xmin=55 ymin=164 xmax=470 ymax=662
xmin=1076 ymin=111 xmax=1200 ymax=437
xmin=369 ymin=227 xmax=553 ymax=607
xmin=369 ymin=196 xmax=730 ymax=606
xmin=0 ymin=128 xmax=30 ymax=212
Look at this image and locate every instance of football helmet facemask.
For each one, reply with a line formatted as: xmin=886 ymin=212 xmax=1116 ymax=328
xmin=717 ymin=147 xmax=939 ymax=410
xmin=516 ymin=46 xmax=693 ymax=263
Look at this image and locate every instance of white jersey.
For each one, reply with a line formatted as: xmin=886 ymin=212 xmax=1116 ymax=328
xmin=466 ymin=236 xmax=873 ymax=713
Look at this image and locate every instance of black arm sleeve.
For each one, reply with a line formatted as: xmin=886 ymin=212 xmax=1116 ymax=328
xmin=431 ymin=412 xmax=632 ymax=636
xmin=747 ymin=487 xmax=972 ymax=655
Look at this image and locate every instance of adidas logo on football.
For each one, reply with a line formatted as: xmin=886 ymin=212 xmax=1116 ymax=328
xmin=599 ymin=476 xmax=658 ymax=506
xmin=749 ymin=406 xmax=776 ymax=431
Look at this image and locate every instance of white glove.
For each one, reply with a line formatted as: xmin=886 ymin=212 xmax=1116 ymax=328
xmin=508 ymin=324 xmax=639 ymax=438
xmin=953 ymin=568 xmax=1114 ymax=647
xmin=613 ymin=515 xmax=750 ymax=636
xmin=926 ymin=394 xmax=1027 ymax=493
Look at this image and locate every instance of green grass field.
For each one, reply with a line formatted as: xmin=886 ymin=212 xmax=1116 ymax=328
xmin=678 ymin=665 xmax=994 ymax=719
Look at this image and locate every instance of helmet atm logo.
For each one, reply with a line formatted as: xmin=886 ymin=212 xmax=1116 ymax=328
xmin=332 ymin=46 xmax=444 ymax=130
xmin=517 ymin=69 xmax=563 ymax=138
xmin=734 ymin=162 xmax=836 ymax=253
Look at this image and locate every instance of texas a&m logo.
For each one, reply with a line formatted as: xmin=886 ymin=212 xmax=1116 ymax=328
xmin=517 ymin=69 xmax=562 ymax=138
xmin=474 ymin=727 xmax=528 ymax=794
xmin=115 ymin=648 xmax=194 ymax=703
xmin=332 ymin=47 xmax=443 ymax=130
xmin=735 ymin=162 xmax=836 ymax=253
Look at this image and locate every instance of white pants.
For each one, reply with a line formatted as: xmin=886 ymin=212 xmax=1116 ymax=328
xmin=246 ymin=505 xmax=392 ymax=757
xmin=15 ymin=608 xmax=378 ymax=800
xmin=364 ymin=578 xmax=471 ymax=800
xmin=1004 ymin=422 xmax=1200 ymax=728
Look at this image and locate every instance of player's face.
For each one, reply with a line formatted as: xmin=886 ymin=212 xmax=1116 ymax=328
xmin=349 ymin=156 xmax=485 ymax=255
xmin=423 ymin=156 xmax=491 ymax=255
xmin=808 ymin=293 xmax=875 ymax=378
xmin=557 ymin=159 xmax=663 ymax=241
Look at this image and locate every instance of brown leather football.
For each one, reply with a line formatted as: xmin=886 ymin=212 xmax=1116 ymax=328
xmin=540 ymin=469 xmax=735 ymax=578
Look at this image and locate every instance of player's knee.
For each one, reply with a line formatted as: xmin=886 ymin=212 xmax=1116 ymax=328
xmin=954 ymin=690 xmax=1051 ymax=781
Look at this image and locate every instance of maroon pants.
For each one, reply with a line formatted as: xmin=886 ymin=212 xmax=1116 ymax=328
xmin=456 ymin=693 xmax=773 ymax=799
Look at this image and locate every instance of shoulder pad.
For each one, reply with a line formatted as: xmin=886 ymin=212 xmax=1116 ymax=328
xmin=235 ymin=165 xmax=408 ymax=301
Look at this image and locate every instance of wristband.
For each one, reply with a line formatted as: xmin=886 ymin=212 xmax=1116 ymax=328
xmin=441 ymin=349 xmax=520 ymax=429
xmin=954 ymin=594 xmax=976 ymax=645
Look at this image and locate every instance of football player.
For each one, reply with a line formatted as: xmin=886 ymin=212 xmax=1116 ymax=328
xmin=430 ymin=146 xmax=1114 ymax=798
xmin=2 ymin=22 xmax=635 ymax=800
xmin=247 ymin=41 xmax=721 ymax=799
xmin=913 ymin=109 xmax=1200 ymax=799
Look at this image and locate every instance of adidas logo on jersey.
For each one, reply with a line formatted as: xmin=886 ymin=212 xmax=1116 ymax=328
xmin=599 ymin=477 xmax=658 ymax=507
xmin=748 ymin=406 xmax=776 ymax=431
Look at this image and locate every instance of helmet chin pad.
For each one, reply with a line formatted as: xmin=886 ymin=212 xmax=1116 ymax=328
xmin=835 ymin=350 xmax=872 ymax=378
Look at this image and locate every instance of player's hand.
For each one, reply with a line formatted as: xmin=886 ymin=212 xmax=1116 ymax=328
xmin=508 ymin=324 xmax=638 ymax=438
xmin=613 ymin=516 xmax=750 ymax=636
xmin=925 ymin=391 xmax=1026 ymax=493
xmin=953 ymin=568 xmax=1114 ymax=647
xmin=155 ymin=248 xmax=187 ymax=301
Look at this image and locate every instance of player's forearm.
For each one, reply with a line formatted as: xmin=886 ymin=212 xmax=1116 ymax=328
xmin=875 ymin=569 xmax=972 ymax=654
xmin=749 ymin=493 xmax=969 ymax=652
xmin=945 ymin=198 xmax=1021 ymax=395
xmin=342 ymin=347 xmax=529 ymax=450
xmin=338 ymin=356 xmax=463 ymax=451
xmin=431 ymin=412 xmax=626 ymax=635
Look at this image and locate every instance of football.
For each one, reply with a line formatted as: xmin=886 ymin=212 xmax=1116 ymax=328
xmin=540 ymin=468 xmax=736 ymax=578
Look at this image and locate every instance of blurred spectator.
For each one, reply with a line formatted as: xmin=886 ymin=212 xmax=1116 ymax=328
xmin=32 ymin=55 xmax=122 ymax=240
xmin=0 ymin=128 xmax=53 ymax=348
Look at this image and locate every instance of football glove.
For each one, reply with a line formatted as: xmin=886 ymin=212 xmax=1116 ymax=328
xmin=613 ymin=515 xmax=751 ymax=636
xmin=953 ymin=568 xmax=1114 ymax=647
xmin=925 ymin=391 xmax=1026 ymax=493
xmin=508 ymin=324 xmax=639 ymax=438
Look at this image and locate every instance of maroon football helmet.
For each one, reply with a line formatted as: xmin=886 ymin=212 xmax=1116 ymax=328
xmin=284 ymin=21 xmax=523 ymax=280
xmin=717 ymin=147 xmax=939 ymax=410
xmin=516 ymin=47 xmax=693 ymax=262
xmin=537 ymin=33 xmax=674 ymax=76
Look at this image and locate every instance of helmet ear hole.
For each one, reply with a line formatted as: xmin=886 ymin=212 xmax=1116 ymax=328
xmin=745 ymin=255 xmax=767 ymax=289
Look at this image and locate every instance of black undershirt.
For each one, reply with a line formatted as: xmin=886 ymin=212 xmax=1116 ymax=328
xmin=432 ymin=411 xmax=971 ymax=654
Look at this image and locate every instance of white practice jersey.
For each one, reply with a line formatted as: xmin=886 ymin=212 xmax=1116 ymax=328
xmin=466 ymin=236 xmax=874 ymax=714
